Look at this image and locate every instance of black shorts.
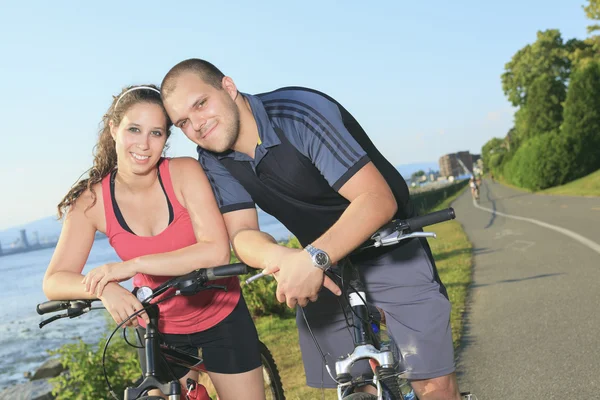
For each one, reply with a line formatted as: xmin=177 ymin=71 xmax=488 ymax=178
xmin=136 ymin=294 xmax=261 ymax=380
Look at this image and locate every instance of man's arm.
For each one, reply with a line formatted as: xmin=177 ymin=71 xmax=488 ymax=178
xmin=308 ymin=161 xmax=397 ymax=263
xmin=224 ymin=209 xmax=341 ymax=295
xmin=224 ymin=208 xmax=286 ymax=269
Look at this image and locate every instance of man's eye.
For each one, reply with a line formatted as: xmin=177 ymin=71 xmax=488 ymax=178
xmin=179 ymin=120 xmax=187 ymax=128
xmin=196 ymin=100 xmax=206 ymax=108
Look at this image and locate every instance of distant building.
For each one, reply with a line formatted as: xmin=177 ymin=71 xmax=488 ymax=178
xmin=20 ymin=229 xmax=30 ymax=249
xmin=439 ymin=151 xmax=474 ymax=177
xmin=0 ymin=240 xmax=3 ymax=255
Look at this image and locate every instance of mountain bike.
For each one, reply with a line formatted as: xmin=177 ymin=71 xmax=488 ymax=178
xmin=37 ymin=263 xmax=285 ymax=400
xmin=249 ymin=208 xmax=475 ymax=400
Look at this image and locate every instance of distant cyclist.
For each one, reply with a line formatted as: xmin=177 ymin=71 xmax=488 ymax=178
xmin=469 ymin=177 xmax=480 ymax=201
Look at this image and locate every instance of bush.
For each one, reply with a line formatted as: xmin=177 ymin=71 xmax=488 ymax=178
xmin=561 ymin=61 xmax=600 ymax=179
xmin=49 ymin=329 xmax=140 ymax=399
xmin=503 ymin=131 xmax=576 ymax=190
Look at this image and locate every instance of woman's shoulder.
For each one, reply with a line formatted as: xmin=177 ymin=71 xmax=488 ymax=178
xmin=166 ymin=157 xmax=204 ymax=177
xmin=64 ymin=181 xmax=105 ymax=227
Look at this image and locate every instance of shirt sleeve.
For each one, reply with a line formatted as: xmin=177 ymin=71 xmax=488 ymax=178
xmin=264 ymin=89 xmax=370 ymax=191
xmin=197 ymin=148 xmax=255 ymax=213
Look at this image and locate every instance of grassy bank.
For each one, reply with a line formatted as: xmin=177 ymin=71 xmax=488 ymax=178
xmin=540 ymin=169 xmax=600 ymax=197
xmin=255 ymin=188 xmax=472 ymax=400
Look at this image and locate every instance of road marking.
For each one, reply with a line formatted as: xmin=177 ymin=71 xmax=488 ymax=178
xmin=494 ymin=229 xmax=523 ymax=239
xmin=507 ymin=240 xmax=536 ymax=252
xmin=473 ymin=199 xmax=600 ymax=255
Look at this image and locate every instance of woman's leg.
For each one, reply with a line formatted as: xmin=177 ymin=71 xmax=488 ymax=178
xmin=207 ymin=367 xmax=265 ymax=400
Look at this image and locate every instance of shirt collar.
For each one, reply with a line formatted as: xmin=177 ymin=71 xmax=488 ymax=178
xmin=216 ymin=93 xmax=281 ymax=165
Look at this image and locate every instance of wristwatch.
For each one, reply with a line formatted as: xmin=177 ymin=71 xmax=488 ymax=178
xmin=304 ymin=244 xmax=331 ymax=271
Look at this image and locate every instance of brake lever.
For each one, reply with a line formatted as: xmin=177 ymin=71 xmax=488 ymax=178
xmin=39 ymin=314 xmax=69 ymax=329
xmin=373 ymin=231 xmax=436 ymax=248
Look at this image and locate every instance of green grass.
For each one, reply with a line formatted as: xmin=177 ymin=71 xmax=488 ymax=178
xmin=254 ymin=188 xmax=473 ymax=400
xmin=540 ymin=169 xmax=600 ymax=197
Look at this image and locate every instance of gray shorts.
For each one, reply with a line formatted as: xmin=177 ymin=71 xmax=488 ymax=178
xmin=296 ymin=237 xmax=455 ymax=388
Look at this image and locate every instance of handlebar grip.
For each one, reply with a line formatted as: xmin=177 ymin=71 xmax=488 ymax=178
xmin=37 ymin=300 xmax=70 ymax=315
xmin=405 ymin=208 xmax=456 ymax=231
xmin=206 ymin=263 xmax=250 ymax=281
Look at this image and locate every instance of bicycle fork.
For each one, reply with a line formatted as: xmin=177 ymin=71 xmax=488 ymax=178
xmin=334 ymin=262 xmax=408 ymax=400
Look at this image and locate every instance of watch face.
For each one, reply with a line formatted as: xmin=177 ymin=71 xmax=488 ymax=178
xmin=136 ymin=286 xmax=153 ymax=302
xmin=315 ymin=252 xmax=329 ymax=266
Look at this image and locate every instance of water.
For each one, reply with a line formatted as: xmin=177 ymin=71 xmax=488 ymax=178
xmin=0 ymin=239 xmax=121 ymax=390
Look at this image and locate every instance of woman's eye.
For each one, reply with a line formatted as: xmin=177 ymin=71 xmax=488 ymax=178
xmin=128 ymin=127 xmax=140 ymax=133
xmin=151 ymin=131 xmax=162 ymax=137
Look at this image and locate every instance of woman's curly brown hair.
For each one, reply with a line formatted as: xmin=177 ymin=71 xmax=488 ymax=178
xmin=56 ymin=84 xmax=172 ymax=219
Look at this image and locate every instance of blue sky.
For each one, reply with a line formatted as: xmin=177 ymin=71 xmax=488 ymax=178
xmin=0 ymin=0 xmax=589 ymax=229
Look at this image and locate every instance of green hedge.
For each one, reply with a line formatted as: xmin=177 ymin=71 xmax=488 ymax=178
xmin=411 ymin=180 xmax=470 ymax=215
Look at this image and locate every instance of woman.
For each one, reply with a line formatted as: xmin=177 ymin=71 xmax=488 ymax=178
xmin=42 ymin=85 xmax=265 ymax=400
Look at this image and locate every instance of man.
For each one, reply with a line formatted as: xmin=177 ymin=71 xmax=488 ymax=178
xmin=161 ymin=59 xmax=461 ymax=399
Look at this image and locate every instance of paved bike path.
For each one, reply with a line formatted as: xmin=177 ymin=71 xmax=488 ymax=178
xmin=452 ymin=180 xmax=600 ymax=399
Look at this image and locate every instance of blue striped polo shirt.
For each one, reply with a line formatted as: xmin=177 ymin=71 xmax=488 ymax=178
xmin=197 ymin=87 xmax=413 ymax=246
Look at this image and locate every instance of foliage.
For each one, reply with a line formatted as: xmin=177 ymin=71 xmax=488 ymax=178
xmin=502 ymin=131 xmax=577 ymax=190
xmin=560 ymin=60 xmax=600 ymax=179
xmin=49 ymin=329 xmax=140 ymax=399
xmin=584 ymin=0 xmax=600 ymax=33
xmin=520 ymin=73 xmax=566 ymax=139
xmin=501 ymin=30 xmax=575 ymax=107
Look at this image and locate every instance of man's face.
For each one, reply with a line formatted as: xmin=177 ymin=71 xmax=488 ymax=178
xmin=163 ymin=72 xmax=240 ymax=153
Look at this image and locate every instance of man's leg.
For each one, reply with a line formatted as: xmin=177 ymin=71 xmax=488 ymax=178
xmin=411 ymin=372 xmax=461 ymax=400
xmin=362 ymin=238 xmax=461 ymax=400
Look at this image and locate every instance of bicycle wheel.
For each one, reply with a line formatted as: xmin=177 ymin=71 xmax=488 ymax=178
xmin=259 ymin=340 xmax=285 ymax=400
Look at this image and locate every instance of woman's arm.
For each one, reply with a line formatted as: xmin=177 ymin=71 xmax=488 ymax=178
xmin=43 ymin=189 xmax=103 ymax=300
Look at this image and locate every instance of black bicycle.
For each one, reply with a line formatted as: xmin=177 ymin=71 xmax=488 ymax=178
xmin=249 ymin=208 xmax=474 ymax=400
xmin=37 ymin=263 xmax=285 ymax=400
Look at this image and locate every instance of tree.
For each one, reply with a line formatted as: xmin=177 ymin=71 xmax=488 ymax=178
xmin=410 ymin=170 xmax=426 ymax=183
xmin=501 ymin=30 xmax=574 ymax=107
xmin=520 ymin=73 xmax=566 ymax=139
xmin=481 ymin=137 xmax=506 ymax=172
xmin=561 ymin=61 xmax=600 ymax=180
xmin=584 ymin=0 xmax=600 ymax=33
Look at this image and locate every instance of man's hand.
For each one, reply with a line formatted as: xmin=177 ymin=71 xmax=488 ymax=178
xmin=82 ymin=261 xmax=136 ymax=297
xmin=263 ymin=248 xmax=341 ymax=308
xmin=99 ymin=283 xmax=149 ymax=327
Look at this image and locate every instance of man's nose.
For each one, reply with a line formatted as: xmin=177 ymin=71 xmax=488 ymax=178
xmin=191 ymin=115 xmax=207 ymax=132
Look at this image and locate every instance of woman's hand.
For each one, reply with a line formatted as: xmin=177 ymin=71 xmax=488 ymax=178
xmin=99 ymin=283 xmax=149 ymax=327
xmin=82 ymin=261 xmax=136 ymax=297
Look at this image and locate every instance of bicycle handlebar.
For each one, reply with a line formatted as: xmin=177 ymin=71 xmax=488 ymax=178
xmin=36 ymin=263 xmax=252 ymax=320
xmin=36 ymin=300 xmax=71 ymax=315
xmin=404 ymin=207 xmax=455 ymax=231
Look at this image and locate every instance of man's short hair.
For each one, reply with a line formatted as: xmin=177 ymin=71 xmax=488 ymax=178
xmin=161 ymin=59 xmax=225 ymax=97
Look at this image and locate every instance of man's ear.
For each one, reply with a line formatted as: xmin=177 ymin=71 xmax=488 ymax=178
xmin=222 ymin=76 xmax=239 ymax=101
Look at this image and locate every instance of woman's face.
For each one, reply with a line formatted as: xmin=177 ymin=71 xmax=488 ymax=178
xmin=111 ymin=102 xmax=168 ymax=175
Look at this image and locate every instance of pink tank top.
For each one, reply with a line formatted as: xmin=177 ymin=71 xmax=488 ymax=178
xmin=101 ymin=158 xmax=240 ymax=334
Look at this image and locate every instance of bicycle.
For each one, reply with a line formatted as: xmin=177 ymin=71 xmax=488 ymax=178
xmin=249 ymin=208 xmax=474 ymax=400
xmin=37 ymin=263 xmax=285 ymax=400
